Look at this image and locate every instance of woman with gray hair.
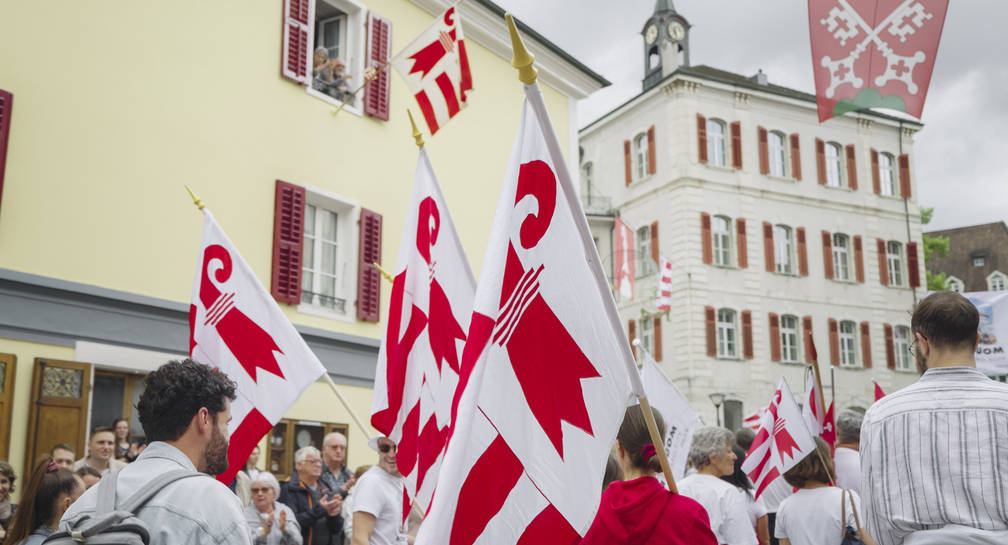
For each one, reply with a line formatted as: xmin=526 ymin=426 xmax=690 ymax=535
xmin=678 ymin=427 xmax=756 ymax=545
xmin=245 ymin=472 xmax=302 ymax=545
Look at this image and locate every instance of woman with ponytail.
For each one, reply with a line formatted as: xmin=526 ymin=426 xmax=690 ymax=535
xmin=2 ymin=457 xmax=83 ymax=545
xmin=580 ymin=405 xmax=717 ymax=545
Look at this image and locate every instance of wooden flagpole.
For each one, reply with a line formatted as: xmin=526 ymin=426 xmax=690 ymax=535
xmin=332 ymin=61 xmax=390 ymax=116
xmin=806 ymin=332 xmax=837 ymax=486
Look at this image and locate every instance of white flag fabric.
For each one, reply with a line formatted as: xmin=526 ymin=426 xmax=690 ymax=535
xmin=640 ymin=353 xmax=699 ymax=482
xmin=613 ymin=217 xmax=634 ymax=299
xmin=189 ymin=210 xmax=326 ymax=484
xmin=742 ymin=377 xmax=817 ymax=499
xmin=415 ymin=82 xmax=635 ymax=545
xmin=371 ymin=147 xmax=475 ymax=511
xmin=801 ymin=368 xmax=825 ymax=436
xmin=390 ymin=5 xmax=473 ymax=135
xmin=657 ymin=256 xmax=673 ymax=311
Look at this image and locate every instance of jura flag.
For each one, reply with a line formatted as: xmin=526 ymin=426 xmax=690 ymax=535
xmin=391 ymin=5 xmax=473 ymax=135
xmin=743 ymin=378 xmax=817 ymax=499
xmin=415 ymin=82 xmax=635 ymax=545
xmin=371 ymin=147 xmax=475 ymax=512
xmin=189 ymin=210 xmax=326 ymax=484
xmin=809 ymin=0 xmax=948 ymax=121
xmin=613 ymin=217 xmax=634 ymax=299
xmin=640 ymin=353 xmax=699 ymax=482
xmin=802 ymin=369 xmax=826 ymax=436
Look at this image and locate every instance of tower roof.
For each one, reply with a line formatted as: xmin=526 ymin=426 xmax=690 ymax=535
xmin=654 ymin=0 xmax=676 ymax=14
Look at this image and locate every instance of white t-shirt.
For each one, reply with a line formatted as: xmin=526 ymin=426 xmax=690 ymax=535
xmin=740 ymin=488 xmax=767 ymax=527
xmin=833 ymin=447 xmax=861 ymax=495
xmin=759 ymin=476 xmax=794 ymax=513
xmin=351 ymin=466 xmax=406 ymax=545
xmin=679 ymin=473 xmax=756 ymax=545
xmin=774 ymin=487 xmax=862 ymax=545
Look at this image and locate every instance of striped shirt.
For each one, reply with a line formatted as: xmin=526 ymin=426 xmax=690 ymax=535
xmin=860 ymin=367 xmax=1008 ymax=545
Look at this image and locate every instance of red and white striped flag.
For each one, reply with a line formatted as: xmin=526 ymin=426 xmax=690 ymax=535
xmin=742 ymin=378 xmax=817 ymax=499
xmin=743 ymin=406 xmax=766 ymax=430
xmin=415 ymin=82 xmax=635 ymax=545
xmin=189 ymin=210 xmax=327 ymax=485
xmin=657 ymin=256 xmax=672 ymax=311
xmin=371 ymin=146 xmax=475 ymax=513
xmin=391 ymin=5 xmax=473 ymax=135
xmin=613 ymin=217 xmax=634 ymax=299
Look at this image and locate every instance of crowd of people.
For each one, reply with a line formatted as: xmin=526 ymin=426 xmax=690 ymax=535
xmin=0 ymin=291 xmax=1005 ymax=544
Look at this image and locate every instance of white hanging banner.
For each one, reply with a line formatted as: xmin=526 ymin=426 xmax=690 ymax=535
xmin=964 ymin=291 xmax=1008 ymax=375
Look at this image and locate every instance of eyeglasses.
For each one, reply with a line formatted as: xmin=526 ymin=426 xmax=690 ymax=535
xmin=251 ymin=487 xmax=272 ymax=494
xmin=378 ymin=444 xmax=397 ymax=453
xmin=302 ymin=459 xmax=323 ymax=465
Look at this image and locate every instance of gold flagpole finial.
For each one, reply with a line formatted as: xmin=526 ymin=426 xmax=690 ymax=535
xmin=407 ymin=109 xmax=424 ymax=148
xmin=185 ymin=185 xmax=206 ymax=210
xmin=505 ymin=13 xmax=537 ymax=84
xmin=372 ymin=262 xmax=394 ymax=284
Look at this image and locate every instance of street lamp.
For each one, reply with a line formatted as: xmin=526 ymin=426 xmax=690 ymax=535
xmin=709 ymin=392 xmax=726 ymax=427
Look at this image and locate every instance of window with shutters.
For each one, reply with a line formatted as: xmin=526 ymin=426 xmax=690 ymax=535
xmin=712 ymin=215 xmax=733 ymax=267
xmin=878 ymin=152 xmax=896 ymax=196
xmin=946 ymin=276 xmax=964 ymax=293
xmin=825 ymin=142 xmax=844 ymax=188
xmin=299 ymin=189 xmax=358 ymax=318
xmin=633 ymin=132 xmax=650 ymax=180
xmin=304 ymin=0 xmax=367 ymax=111
xmin=988 ymin=271 xmax=1007 ymax=291
xmin=894 ymin=325 xmax=911 ymax=371
xmin=774 ymin=224 xmax=794 ymax=275
xmin=886 ymin=241 xmax=904 ymax=287
xmin=639 ymin=317 xmax=654 ymax=356
xmin=780 ymin=315 xmax=800 ymax=363
xmin=636 ymin=226 xmax=655 ymax=276
xmin=839 ymin=320 xmax=858 ymax=367
xmin=768 ymin=131 xmax=788 ymax=177
xmin=717 ymin=308 xmax=737 ymax=358
xmin=833 ymin=233 xmax=851 ymax=281
xmin=707 ymin=119 xmax=727 ymax=167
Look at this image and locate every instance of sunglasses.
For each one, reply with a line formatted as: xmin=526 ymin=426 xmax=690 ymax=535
xmin=378 ymin=443 xmax=397 ymax=453
xmin=251 ymin=487 xmax=272 ymax=494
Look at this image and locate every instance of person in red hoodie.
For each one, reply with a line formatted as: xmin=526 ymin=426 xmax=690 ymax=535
xmin=580 ymin=405 xmax=718 ymax=545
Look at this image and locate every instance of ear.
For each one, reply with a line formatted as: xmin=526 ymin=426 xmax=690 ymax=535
xmin=194 ymin=407 xmax=212 ymax=435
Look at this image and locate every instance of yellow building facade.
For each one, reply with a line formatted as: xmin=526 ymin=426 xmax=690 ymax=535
xmin=0 ymin=0 xmax=605 ymax=492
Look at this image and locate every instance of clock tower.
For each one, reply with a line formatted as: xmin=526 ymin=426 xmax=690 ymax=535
xmin=642 ymin=0 xmax=691 ymax=91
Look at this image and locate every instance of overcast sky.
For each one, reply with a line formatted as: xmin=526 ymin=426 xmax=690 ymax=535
xmin=496 ymin=0 xmax=1006 ymax=231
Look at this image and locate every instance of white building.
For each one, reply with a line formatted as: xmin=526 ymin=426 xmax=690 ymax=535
xmin=579 ymin=2 xmax=925 ymax=427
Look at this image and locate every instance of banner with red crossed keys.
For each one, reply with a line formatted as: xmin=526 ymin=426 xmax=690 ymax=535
xmin=809 ymin=0 xmax=949 ymax=121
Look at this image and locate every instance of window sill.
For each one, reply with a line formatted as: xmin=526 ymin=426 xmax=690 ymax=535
xmin=297 ymin=302 xmax=356 ymax=323
xmin=772 ymin=270 xmax=800 ymax=277
xmin=823 ymin=184 xmax=852 ymax=191
xmin=715 ymin=355 xmax=743 ymax=361
xmin=630 ymin=173 xmax=654 ymax=185
xmin=703 ymin=163 xmax=736 ymax=173
xmin=307 ymin=87 xmax=363 ymax=117
xmin=776 ymin=360 xmax=805 ymax=366
xmin=838 ymin=364 xmax=866 ymax=370
xmin=765 ymin=174 xmax=798 ymax=183
xmin=709 ymin=263 xmax=739 ymax=270
xmin=830 ymin=277 xmax=857 ymax=284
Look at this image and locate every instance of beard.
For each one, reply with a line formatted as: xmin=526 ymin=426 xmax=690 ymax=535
xmin=204 ymin=424 xmax=230 ymax=476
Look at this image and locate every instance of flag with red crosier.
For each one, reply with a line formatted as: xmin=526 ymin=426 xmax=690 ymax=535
xmin=189 ymin=211 xmax=327 ymax=485
xmin=742 ymin=378 xmax=818 ymax=500
xmin=414 ymin=82 xmax=635 ymax=545
xmin=613 ymin=217 xmax=634 ymax=299
xmin=657 ymin=256 xmax=673 ymax=311
xmin=874 ymin=380 xmax=886 ymax=400
xmin=391 ymin=5 xmax=473 ymax=135
xmin=371 ymin=146 xmax=476 ymax=513
xmin=821 ymin=401 xmax=836 ymax=453
xmin=808 ymin=0 xmax=949 ymax=122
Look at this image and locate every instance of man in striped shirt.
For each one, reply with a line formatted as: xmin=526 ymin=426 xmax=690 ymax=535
xmin=861 ymin=292 xmax=1008 ymax=545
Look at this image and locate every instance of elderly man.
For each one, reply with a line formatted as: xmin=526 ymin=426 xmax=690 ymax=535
xmin=280 ymin=446 xmax=343 ymax=545
xmin=833 ymin=408 xmax=863 ymax=495
xmin=50 ymin=443 xmax=76 ymax=471
xmin=352 ymin=436 xmax=408 ymax=545
xmin=72 ymin=426 xmax=126 ymax=473
xmin=861 ymin=292 xmax=1008 ymax=545
xmin=320 ymin=432 xmax=354 ymax=499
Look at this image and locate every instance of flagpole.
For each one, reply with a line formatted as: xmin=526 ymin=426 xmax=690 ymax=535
xmin=331 ymin=61 xmax=390 ymax=116
xmin=806 ymin=332 xmax=837 ymax=486
xmin=323 ymin=374 xmax=373 ymax=443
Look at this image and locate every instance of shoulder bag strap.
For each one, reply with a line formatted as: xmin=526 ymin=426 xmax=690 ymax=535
xmin=94 ymin=470 xmax=120 ymax=515
xmin=847 ymin=489 xmax=862 ymax=531
xmin=840 ymin=488 xmax=849 ymax=537
xmin=118 ymin=470 xmax=208 ymax=513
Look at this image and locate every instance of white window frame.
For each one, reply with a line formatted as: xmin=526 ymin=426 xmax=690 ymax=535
xmin=825 ymin=142 xmax=844 ymax=188
xmin=774 ymin=224 xmax=794 ymax=275
xmin=634 ymin=132 xmax=649 ymax=180
xmin=946 ymin=275 xmax=964 ymax=293
xmin=637 ymin=225 xmax=655 ymax=276
xmin=712 ymin=215 xmax=733 ymax=267
xmin=639 ymin=316 xmax=654 ymax=356
xmin=297 ymin=186 xmax=359 ymax=321
xmin=887 ymin=241 xmax=904 ymax=287
xmin=988 ymin=271 xmax=1007 ymax=291
xmin=833 ymin=233 xmax=850 ymax=281
xmin=879 ymin=152 xmax=896 ymax=196
xmin=306 ymin=0 xmax=367 ymax=115
xmin=581 ymin=162 xmax=593 ymax=197
xmin=717 ymin=308 xmax=737 ymax=359
xmin=839 ymin=320 xmax=858 ymax=367
xmin=780 ymin=314 xmax=800 ymax=363
xmin=769 ymin=131 xmax=787 ymax=177
xmin=707 ymin=119 xmax=727 ymax=167
xmin=893 ymin=325 xmax=911 ymax=371
xmin=974 ymin=255 xmax=987 ymax=267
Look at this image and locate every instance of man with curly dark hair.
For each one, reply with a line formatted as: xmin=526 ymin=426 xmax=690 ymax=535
xmin=60 ymin=359 xmax=252 ymax=544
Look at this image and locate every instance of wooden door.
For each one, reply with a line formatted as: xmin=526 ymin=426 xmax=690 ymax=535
xmin=24 ymin=358 xmax=91 ymax=476
xmin=0 ymin=354 xmax=16 ymax=459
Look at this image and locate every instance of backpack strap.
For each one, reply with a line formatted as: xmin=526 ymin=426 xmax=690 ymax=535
xmin=103 ymin=469 xmax=208 ymax=514
xmin=95 ymin=469 xmax=120 ymax=515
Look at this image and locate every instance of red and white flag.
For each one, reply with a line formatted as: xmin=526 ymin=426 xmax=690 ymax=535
xmin=391 ymin=5 xmax=473 ymax=135
xmin=415 ymin=82 xmax=635 ymax=545
xmin=657 ymin=256 xmax=673 ymax=311
xmin=743 ymin=378 xmax=817 ymax=499
xmin=821 ymin=401 xmax=836 ymax=452
xmin=801 ymin=368 xmax=826 ymax=436
xmin=613 ymin=217 xmax=634 ymax=299
xmin=743 ymin=407 xmax=766 ymax=430
xmin=189 ymin=211 xmax=327 ymax=485
xmin=874 ymin=380 xmax=886 ymax=401
xmin=371 ymin=146 xmax=475 ymax=513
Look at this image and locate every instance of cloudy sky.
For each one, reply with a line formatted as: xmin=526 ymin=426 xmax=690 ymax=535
xmin=496 ymin=0 xmax=1006 ymax=231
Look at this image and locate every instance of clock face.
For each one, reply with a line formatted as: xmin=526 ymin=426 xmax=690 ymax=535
xmin=645 ymin=25 xmax=658 ymax=44
xmin=296 ymin=430 xmax=313 ymax=448
xmin=668 ymin=22 xmax=686 ymax=41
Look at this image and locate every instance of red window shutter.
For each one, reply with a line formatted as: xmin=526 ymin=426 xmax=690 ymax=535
xmin=0 ymin=89 xmax=11 ymax=214
xmin=822 ymin=230 xmax=834 ymax=279
xmin=853 ymin=235 xmax=865 ymax=283
xmin=356 ymin=207 xmax=383 ymax=321
xmin=884 ymin=324 xmax=895 ymax=370
xmin=696 ymin=114 xmax=708 ymax=164
xmin=624 ymin=140 xmax=632 ymax=186
xmin=705 ymin=306 xmax=716 ymax=357
xmin=650 ymin=221 xmax=660 ymax=264
xmin=647 ymin=125 xmax=657 ymax=175
xmin=898 ymin=154 xmax=911 ymax=198
xmin=280 ymin=0 xmax=311 ymax=84
xmin=730 ymin=121 xmax=742 ymax=169
xmin=762 ymin=222 xmax=775 ymax=272
xmin=736 ymin=218 xmax=748 ymax=269
xmin=828 ymin=318 xmax=839 ymax=366
xmin=877 ymin=238 xmax=889 ymax=286
xmin=907 ymin=241 xmax=921 ymax=288
xmin=741 ymin=311 xmax=754 ymax=359
xmin=789 ymin=133 xmax=802 ymax=180
xmin=271 ymin=180 xmax=306 ymax=304
xmin=653 ymin=317 xmax=663 ymax=362
xmin=871 ymin=149 xmax=881 ymax=194
xmin=797 ymin=227 xmax=809 ymax=276
xmin=860 ymin=321 xmax=872 ymax=368
xmin=768 ymin=313 xmax=781 ymax=362
xmin=628 ymin=319 xmax=636 ymax=344
xmin=845 ymin=144 xmax=858 ymax=190
xmin=757 ymin=126 xmax=769 ymax=175
xmin=803 ymin=316 xmax=815 ymax=363
xmin=364 ymin=12 xmax=392 ymax=121
xmin=701 ymin=212 xmax=713 ymax=265
xmin=816 ymin=138 xmax=826 ymax=185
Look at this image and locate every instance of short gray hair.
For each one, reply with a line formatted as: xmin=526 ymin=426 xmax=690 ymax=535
xmin=688 ymin=427 xmax=735 ymax=469
xmin=295 ymin=446 xmax=321 ymax=464
xmin=251 ymin=471 xmax=281 ymax=497
xmin=836 ymin=409 xmax=864 ymax=445
xmin=323 ymin=432 xmax=347 ymax=447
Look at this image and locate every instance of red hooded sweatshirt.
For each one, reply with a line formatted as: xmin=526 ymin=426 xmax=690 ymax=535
xmin=579 ymin=476 xmax=718 ymax=545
